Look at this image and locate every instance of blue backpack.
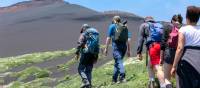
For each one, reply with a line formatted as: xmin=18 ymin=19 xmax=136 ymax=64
xmin=83 ymin=28 xmax=99 ymax=54
xmin=146 ymin=22 xmax=163 ymax=46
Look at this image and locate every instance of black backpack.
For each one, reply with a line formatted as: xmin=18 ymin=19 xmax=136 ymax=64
xmin=114 ymin=23 xmax=128 ymax=43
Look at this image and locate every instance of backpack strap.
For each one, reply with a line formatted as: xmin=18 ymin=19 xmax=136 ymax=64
xmin=84 ymin=28 xmax=99 ymax=41
xmin=115 ymin=23 xmax=120 ymax=32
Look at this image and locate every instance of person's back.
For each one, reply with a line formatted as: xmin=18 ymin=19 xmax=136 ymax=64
xmin=179 ymin=25 xmax=200 ymax=46
xmin=104 ymin=16 xmax=130 ymax=83
xmin=171 ymin=6 xmax=200 ymax=88
xmin=75 ymin=24 xmax=99 ymax=88
xmin=178 ymin=25 xmax=200 ymax=74
xmin=160 ymin=14 xmax=183 ymax=88
xmin=137 ymin=16 xmax=166 ymax=88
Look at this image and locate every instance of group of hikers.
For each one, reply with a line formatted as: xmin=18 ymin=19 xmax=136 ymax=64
xmin=74 ymin=6 xmax=200 ymax=88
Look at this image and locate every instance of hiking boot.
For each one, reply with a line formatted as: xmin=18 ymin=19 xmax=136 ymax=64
xmin=111 ymin=79 xmax=117 ymax=85
xmin=118 ymin=79 xmax=127 ymax=84
xmin=147 ymin=80 xmax=155 ymax=88
xmin=166 ymin=84 xmax=173 ymax=88
xmin=80 ymin=83 xmax=91 ymax=88
xmin=119 ymin=73 xmax=126 ymax=83
xmin=80 ymin=79 xmax=90 ymax=88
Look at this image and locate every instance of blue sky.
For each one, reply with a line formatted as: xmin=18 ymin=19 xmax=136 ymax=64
xmin=0 ymin=0 xmax=200 ymax=23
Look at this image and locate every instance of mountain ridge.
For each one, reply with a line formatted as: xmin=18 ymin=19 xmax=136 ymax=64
xmin=0 ymin=0 xmax=66 ymax=13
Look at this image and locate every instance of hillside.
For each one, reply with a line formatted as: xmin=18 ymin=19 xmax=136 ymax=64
xmin=0 ymin=0 xmax=143 ymax=58
xmin=0 ymin=0 xmax=65 ymax=13
xmin=0 ymin=48 xmax=176 ymax=88
xmin=0 ymin=48 xmax=149 ymax=88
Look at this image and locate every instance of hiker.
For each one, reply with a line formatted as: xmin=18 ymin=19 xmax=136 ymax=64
xmin=137 ymin=17 xmax=156 ymax=88
xmin=171 ymin=6 xmax=200 ymax=88
xmin=104 ymin=16 xmax=131 ymax=83
xmin=136 ymin=16 xmax=166 ymax=88
xmin=75 ymin=24 xmax=100 ymax=88
xmin=160 ymin=14 xmax=183 ymax=88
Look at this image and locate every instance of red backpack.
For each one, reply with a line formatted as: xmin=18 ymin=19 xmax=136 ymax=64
xmin=167 ymin=25 xmax=179 ymax=48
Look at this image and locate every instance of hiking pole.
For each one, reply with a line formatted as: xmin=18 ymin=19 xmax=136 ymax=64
xmin=145 ymin=48 xmax=148 ymax=67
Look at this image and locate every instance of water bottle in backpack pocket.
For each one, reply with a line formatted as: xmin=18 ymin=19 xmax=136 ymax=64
xmin=146 ymin=22 xmax=163 ymax=46
xmin=83 ymin=28 xmax=100 ymax=54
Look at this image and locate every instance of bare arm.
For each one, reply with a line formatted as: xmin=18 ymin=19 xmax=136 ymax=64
xmin=171 ymin=32 xmax=185 ymax=75
xmin=104 ymin=37 xmax=111 ymax=56
xmin=105 ymin=37 xmax=111 ymax=49
xmin=173 ymin=32 xmax=185 ymax=68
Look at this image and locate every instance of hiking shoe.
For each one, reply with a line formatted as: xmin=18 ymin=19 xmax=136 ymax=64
xmin=111 ymin=80 xmax=117 ymax=85
xmin=81 ymin=79 xmax=90 ymax=88
xmin=119 ymin=79 xmax=127 ymax=83
xmin=80 ymin=84 xmax=90 ymax=88
xmin=147 ymin=80 xmax=155 ymax=88
xmin=111 ymin=81 xmax=117 ymax=85
xmin=166 ymin=84 xmax=173 ymax=88
xmin=119 ymin=73 xmax=126 ymax=83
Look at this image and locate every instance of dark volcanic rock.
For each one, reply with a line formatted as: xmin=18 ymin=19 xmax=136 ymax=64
xmin=0 ymin=0 xmax=65 ymax=13
xmin=0 ymin=1 xmax=143 ymax=58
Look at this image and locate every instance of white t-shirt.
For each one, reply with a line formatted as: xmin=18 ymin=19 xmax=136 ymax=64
xmin=179 ymin=25 xmax=200 ymax=46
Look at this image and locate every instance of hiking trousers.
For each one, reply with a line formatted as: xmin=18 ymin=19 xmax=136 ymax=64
xmin=112 ymin=42 xmax=127 ymax=82
xmin=177 ymin=60 xmax=200 ymax=88
xmin=78 ymin=53 xmax=97 ymax=84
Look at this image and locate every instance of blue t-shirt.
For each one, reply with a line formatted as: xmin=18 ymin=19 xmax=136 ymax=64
xmin=107 ymin=24 xmax=131 ymax=48
xmin=107 ymin=24 xmax=116 ymax=40
xmin=107 ymin=24 xmax=132 ymax=40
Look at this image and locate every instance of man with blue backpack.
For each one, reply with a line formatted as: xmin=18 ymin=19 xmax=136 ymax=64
xmin=75 ymin=24 xmax=99 ymax=88
xmin=136 ymin=16 xmax=166 ymax=88
xmin=104 ymin=16 xmax=131 ymax=84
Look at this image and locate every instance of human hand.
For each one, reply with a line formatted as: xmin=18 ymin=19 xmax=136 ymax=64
xmin=171 ymin=67 xmax=176 ymax=77
xmin=160 ymin=59 xmax=164 ymax=65
xmin=75 ymin=54 xmax=80 ymax=60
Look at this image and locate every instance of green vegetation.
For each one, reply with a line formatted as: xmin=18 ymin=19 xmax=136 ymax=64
xmin=0 ymin=48 xmax=75 ymax=72
xmin=56 ymin=58 xmax=149 ymax=88
xmin=9 ymin=78 xmax=55 ymax=88
xmin=10 ymin=66 xmax=51 ymax=81
xmin=57 ymin=52 xmax=106 ymax=71
xmin=7 ymin=57 xmax=150 ymax=88
xmin=57 ymin=57 xmax=77 ymax=71
xmin=57 ymin=45 xmax=107 ymax=71
xmin=1 ymin=46 xmax=176 ymax=88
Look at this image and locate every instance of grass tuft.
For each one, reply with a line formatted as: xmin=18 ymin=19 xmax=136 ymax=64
xmin=10 ymin=66 xmax=51 ymax=81
xmin=0 ymin=48 xmax=76 ymax=73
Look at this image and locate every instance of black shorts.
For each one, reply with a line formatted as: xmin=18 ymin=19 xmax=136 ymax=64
xmin=164 ymin=47 xmax=176 ymax=64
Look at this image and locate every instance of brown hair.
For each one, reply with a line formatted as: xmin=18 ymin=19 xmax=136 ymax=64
xmin=171 ymin=14 xmax=183 ymax=24
xmin=144 ymin=16 xmax=154 ymax=22
xmin=113 ymin=16 xmax=121 ymax=23
xmin=186 ymin=6 xmax=200 ymax=23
